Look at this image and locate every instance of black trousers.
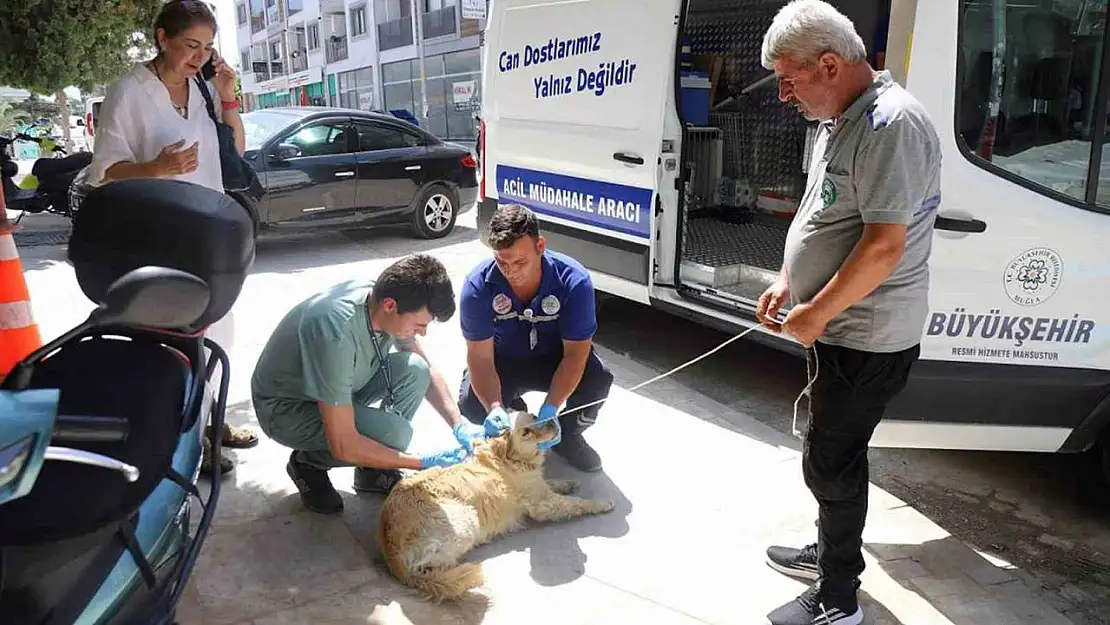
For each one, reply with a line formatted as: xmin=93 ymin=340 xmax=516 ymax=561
xmin=457 ymin=346 xmax=614 ymax=437
xmin=803 ymin=341 xmax=919 ymax=585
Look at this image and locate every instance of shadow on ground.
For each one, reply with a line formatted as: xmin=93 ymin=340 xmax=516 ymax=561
xmin=590 ymin=294 xmax=1110 ymax=622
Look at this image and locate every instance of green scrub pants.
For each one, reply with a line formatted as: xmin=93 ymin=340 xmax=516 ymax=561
xmin=254 ymin=352 xmax=431 ymax=469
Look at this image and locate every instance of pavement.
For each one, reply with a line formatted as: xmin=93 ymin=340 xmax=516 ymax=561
xmin=13 ymin=211 xmax=1081 ymax=625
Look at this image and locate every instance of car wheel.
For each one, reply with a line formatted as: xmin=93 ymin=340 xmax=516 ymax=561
xmin=410 ymin=184 xmax=457 ymax=239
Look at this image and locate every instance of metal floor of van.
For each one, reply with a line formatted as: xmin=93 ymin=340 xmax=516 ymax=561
xmin=680 ymin=213 xmax=788 ymax=302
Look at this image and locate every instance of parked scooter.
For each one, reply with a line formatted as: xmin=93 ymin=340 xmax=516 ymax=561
xmin=1 ymin=124 xmax=93 ymax=221
xmin=0 ymin=177 xmax=255 ymax=625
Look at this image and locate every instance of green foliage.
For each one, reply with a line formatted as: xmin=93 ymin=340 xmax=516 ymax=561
xmin=0 ymin=0 xmax=163 ymax=94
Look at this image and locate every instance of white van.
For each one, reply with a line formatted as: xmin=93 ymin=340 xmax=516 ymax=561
xmin=478 ymin=0 xmax=1110 ymax=481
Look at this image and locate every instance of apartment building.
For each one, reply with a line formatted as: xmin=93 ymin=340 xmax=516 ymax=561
xmin=234 ymin=0 xmax=485 ymax=142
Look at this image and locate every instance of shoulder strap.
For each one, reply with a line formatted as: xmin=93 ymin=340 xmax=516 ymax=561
xmin=195 ymin=77 xmax=220 ymax=125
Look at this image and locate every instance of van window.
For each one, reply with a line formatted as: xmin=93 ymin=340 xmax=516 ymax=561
xmin=956 ymin=3 xmax=1108 ymax=207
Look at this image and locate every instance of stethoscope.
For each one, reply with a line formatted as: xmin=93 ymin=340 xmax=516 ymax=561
xmin=366 ymin=313 xmax=399 ymax=416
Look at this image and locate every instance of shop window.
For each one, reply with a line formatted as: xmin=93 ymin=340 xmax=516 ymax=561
xmin=957 ymin=2 xmax=1108 ymax=206
xmin=383 ymin=60 xmax=413 ymax=83
xmin=338 ymin=66 xmax=375 ymax=110
xmin=444 ymin=48 xmax=479 ymax=75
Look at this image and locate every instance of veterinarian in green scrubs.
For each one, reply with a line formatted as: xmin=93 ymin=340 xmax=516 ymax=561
xmin=251 ymin=254 xmax=486 ymax=515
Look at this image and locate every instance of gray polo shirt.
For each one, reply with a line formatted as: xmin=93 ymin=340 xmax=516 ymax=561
xmin=782 ymin=70 xmax=941 ymax=353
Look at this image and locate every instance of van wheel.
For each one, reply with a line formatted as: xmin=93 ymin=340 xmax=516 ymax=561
xmin=410 ymin=184 xmax=457 ymax=239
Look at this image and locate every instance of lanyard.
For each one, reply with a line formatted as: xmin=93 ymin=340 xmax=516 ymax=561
xmin=366 ymin=313 xmax=397 ymax=413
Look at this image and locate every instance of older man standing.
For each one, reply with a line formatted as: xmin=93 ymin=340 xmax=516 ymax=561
xmin=754 ymin=2 xmax=941 ymax=624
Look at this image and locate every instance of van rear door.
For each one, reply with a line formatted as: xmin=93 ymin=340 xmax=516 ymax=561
xmin=482 ymin=0 xmax=682 ymax=301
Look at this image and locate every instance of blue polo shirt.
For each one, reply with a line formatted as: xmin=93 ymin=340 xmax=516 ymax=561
xmin=460 ymin=250 xmax=596 ymax=358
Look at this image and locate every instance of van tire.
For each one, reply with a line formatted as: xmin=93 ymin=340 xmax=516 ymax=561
xmin=410 ymin=184 xmax=457 ymax=239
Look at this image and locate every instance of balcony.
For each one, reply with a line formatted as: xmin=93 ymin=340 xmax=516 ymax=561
xmin=251 ymin=12 xmax=265 ymax=33
xmin=422 ymin=5 xmax=456 ymax=39
xmin=377 ymin=17 xmax=413 ymax=51
xmin=326 ymin=36 xmax=348 ymax=63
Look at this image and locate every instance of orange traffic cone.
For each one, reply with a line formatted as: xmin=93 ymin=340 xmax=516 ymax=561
xmin=0 ymin=226 xmax=42 ymax=377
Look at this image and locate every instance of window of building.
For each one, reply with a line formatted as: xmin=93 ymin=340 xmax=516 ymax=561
xmin=236 ymin=2 xmax=247 ymax=25
xmin=307 ymin=23 xmax=320 ymax=50
xmin=957 ymin=2 xmax=1109 ymax=208
xmin=351 ymin=4 xmax=368 ymax=37
xmin=381 ymin=49 xmax=480 ymax=141
xmin=338 ymin=66 xmax=375 ymax=111
xmin=240 ymin=50 xmax=251 ymax=73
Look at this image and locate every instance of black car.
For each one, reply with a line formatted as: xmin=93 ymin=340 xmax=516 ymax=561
xmin=71 ymin=107 xmax=478 ymax=239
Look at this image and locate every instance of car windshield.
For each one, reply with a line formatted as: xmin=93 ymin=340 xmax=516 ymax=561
xmin=241 ymin=110 xmax=301 ymax=151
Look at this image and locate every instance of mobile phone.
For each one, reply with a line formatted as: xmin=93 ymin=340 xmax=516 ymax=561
xmin=200 ymin=58 xmax=217 ymax=81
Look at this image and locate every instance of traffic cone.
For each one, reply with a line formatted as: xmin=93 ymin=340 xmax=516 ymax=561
xmin=0 ymin=227 xmax=42 ymax=377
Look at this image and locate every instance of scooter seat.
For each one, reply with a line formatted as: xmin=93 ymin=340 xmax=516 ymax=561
xmin=0 ymin=334 xmax=193 ymax=624
xmin=31 ymin=153 xmax=92 ymax=178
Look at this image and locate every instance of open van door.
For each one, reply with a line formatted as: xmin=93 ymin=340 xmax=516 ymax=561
xmin=480 ymin=0 xmax=683 ymax=303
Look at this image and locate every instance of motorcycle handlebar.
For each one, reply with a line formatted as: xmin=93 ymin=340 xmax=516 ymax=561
xmin=52 ymin=415 xmax=129 ymax=444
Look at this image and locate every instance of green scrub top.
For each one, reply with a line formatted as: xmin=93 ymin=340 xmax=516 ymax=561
xmin=250 ymin=279 xmax=399 ymax=409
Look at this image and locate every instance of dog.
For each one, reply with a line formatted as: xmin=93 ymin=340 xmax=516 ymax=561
xmin=377 ymin=410 xmax=614 ymax=601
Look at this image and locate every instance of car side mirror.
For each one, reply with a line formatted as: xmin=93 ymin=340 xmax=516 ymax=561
xmin=271 ymin=143 xmax=301 ymax=161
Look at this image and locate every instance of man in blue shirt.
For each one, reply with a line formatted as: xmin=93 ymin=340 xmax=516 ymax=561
xmin=457 ymin=203 xmax=614 ymax=472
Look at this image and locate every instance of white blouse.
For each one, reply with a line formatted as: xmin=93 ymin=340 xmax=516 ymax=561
xmin=88 ymin=62 xmax=223 ymax=192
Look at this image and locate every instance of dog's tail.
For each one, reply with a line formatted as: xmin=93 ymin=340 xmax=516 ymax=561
xmin=402 ymin=562 xmax=484 ymax=602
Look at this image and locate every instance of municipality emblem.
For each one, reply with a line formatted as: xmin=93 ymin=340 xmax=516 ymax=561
xmin=821 ymin=177 xmax=837 ymax=209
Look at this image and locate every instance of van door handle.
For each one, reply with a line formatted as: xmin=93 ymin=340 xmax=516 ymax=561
xmin=405 ymin=165 xmax=421 ymax=171
xmin=934 ymin=216 xmax=986 ymax=233
xmin=613 ymin=152 xmax=644 ymax=165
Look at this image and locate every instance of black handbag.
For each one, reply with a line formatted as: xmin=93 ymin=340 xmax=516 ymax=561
xmin=195 ymin=78 xmax=259 ymax=193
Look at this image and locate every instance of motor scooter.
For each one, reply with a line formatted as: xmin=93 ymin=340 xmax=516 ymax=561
xmin=0 ymin=177 xmax=255 ymax=625
xmin=1 ymin=124 xmax=92 ymax=221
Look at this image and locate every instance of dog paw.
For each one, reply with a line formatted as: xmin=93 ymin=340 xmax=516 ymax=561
xmin=547 ymin=479 xmax=579 ymax=494
xmin=588 ymin=499 xmax=615 ymax=514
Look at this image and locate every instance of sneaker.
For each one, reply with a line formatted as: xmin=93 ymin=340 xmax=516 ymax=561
xmin=766 ymin=543 xmax=819 ymax=580
xmin=286 ymin=451 xmax=343 ymax=515
xmin=766 ymin=579 xmax=863 ymax=625
xmin=353 ymin=467 xmax=404 ymax=495
xmin=552 ymin=433 xmax=602 ymax=472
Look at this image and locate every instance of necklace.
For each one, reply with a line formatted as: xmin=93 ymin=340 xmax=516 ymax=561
xmin=149 ymin=60 xmax=188 ymax=120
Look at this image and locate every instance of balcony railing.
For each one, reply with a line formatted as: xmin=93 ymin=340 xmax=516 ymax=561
xmin=422 ymin=6 xmax=456 ymax=39
xmin=377 ymin=17 xmax=413 ymax=51
xmin=326 ymin=36 xmax=348 ymax=63
xmin=251 ymin=13 xmax=265 ymax=33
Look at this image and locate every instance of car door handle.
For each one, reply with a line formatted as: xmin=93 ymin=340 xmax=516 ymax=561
xmin=934 ymin=216 xmax=986 ymax=233
xmin=405 ymin=165 xmax=421 ymax=171
xmin=613 ymin=152 xmax=644 ymax=165
xmin=335 ymin=171 xmax=355 ymax=178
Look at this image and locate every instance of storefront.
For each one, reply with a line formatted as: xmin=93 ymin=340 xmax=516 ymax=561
xmin=336 ymin=66 xmax=376 ymax=111
xmin=381 ymin=47 xmax=480 ymax=142
xmin=288 ymin=67 xmax=327 ymax=106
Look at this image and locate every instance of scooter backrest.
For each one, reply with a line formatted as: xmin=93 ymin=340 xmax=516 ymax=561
xmin=68 ymin=178 xmax=255 ymax=333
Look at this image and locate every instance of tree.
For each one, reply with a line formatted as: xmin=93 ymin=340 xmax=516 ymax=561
xmin=0 ymin=1 xmax=162 ymax=95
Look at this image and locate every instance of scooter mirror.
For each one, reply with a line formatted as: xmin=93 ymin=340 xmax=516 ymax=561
xmin=92 ymin=266 xmax=211 ymax=330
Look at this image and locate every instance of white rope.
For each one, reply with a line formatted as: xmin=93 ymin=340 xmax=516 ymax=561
xmin=555 ymin=322 xmax=821 ymax=442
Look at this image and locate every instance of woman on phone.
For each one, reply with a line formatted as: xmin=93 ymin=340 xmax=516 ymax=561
xmin=88 ymin=0 xmax=256 ymax=477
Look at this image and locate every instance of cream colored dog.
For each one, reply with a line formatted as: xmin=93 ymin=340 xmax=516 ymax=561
xmin=377 ymin=410 xmax=614 ymax=601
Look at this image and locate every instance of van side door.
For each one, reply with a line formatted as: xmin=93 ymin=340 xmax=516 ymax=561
xmin=481 ymin=0 xmax=684 ymax=301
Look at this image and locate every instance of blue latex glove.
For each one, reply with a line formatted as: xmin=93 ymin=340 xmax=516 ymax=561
xmin=483 ymin=405 xmax=512 ymax=437
xmin=452 ymin=421 xmax=486 ymax=453
xmin=420 ymin=445 xmax=469 ymax=469
xmin=536 ymin=402 xmax=559 ymax=425
xmin=537 ymin=417 xmax=562 ymax=452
